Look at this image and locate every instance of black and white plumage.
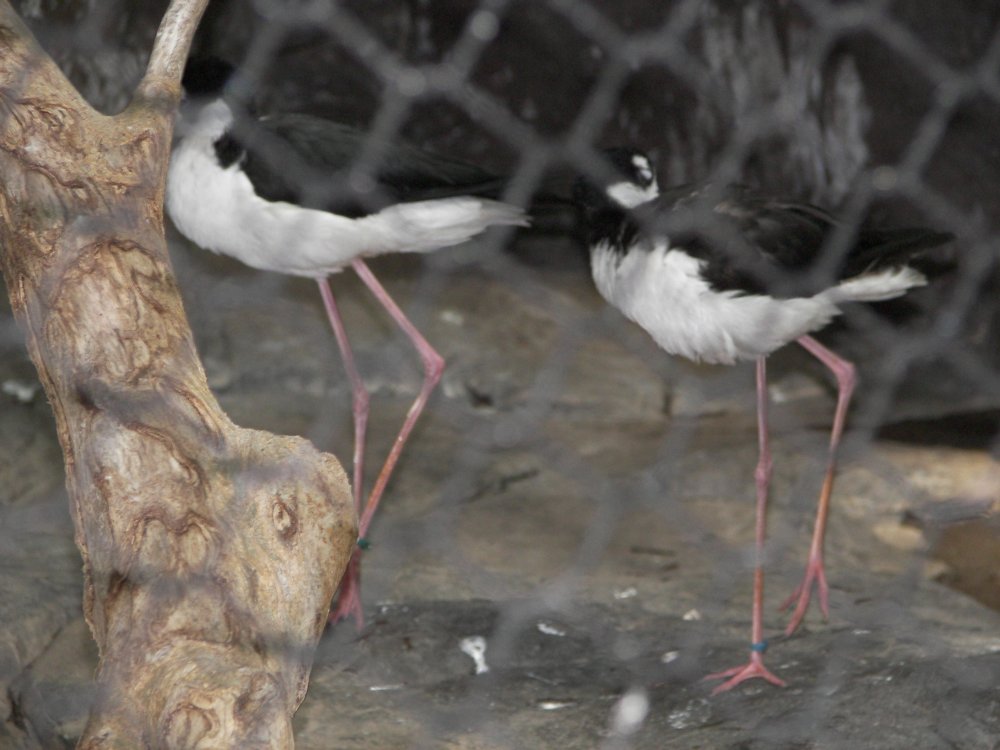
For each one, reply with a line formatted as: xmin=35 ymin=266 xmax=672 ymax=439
xmin=575 ymin=148 xmax=952 ymax=693
xmin=576 ymin=149 xmax=947 ymax=366
xmin=167 ymin=70 xmax=528 ymax=279
xmin=166 ymin=57 xmax=529 ymax=629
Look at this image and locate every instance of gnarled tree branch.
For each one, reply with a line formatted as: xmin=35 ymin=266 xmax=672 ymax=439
xmin=0 ymin=1 xmax=356 ymax=747
xmin=141 ymin=0 xmax=211 ymax=99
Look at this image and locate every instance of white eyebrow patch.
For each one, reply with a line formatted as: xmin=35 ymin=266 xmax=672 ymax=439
xmin=632 ymin=154 xmax=653 ymax=182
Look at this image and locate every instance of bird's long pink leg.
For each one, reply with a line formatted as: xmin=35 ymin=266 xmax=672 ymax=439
xmin=317 ymin=278 xmax=369 ymax=511
xmin=705 ymin=357 xmax=787 ymax=694
xmin=320 ymin=259 xmax=445 ymax=628
xmin=351 ymin=258 xmax=444 ymax=539
xmin=323 ymin=261 xmax=445 ymax=629
xmin=780 ymin=334 xmax=856 ymax=636
xmin=318 ymin=278 xmax=369 ymax=629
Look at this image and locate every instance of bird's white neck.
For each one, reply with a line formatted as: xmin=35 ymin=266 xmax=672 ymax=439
xmin=606 ymin=179 xmax=660 ymax=209
xmin=176 ymin=98 xmax=234 ymax=143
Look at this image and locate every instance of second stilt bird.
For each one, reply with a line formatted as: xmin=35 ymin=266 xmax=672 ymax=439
xmin=574 ymin=148 xmax=951 ymax=693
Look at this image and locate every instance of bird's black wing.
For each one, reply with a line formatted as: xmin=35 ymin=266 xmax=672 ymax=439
xmin=633 ymin=185 xmax=951 ymax=297
xmin=220 ymin=113 xmax=508 ymax=217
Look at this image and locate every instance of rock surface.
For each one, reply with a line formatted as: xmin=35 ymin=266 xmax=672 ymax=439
xmin=2 ymin=237 xmax=1000 ymax=748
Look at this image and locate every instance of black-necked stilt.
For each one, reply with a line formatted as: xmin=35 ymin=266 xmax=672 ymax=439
xmin=574 ymin=148 xmax=952 ymax=693
xmin=167 ymin=57 xmax=529 ymax=628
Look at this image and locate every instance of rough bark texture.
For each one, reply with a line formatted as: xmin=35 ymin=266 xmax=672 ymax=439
xmin=0 ymin=2 xmax=356 ymax=748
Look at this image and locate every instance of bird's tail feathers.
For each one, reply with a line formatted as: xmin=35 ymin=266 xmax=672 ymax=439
xmin=472 ymin=199 xmax=533 ymax=229
xmin=826 ymin=265 xmax=927 ymax=303
xmin=376 ymin=197 xmax=529 ymax=256
xmin=847 ymin=228 xmax=953 ymax=275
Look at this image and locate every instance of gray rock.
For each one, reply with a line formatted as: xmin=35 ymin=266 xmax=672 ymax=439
xmin=8 ymin=619 xmax=96 ymax=749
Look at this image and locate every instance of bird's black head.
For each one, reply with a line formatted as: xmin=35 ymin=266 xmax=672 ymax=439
xmin=572 ymin=147 xmax=659 ymax=213
xmin=604 ymin=147 xmax=657 ymax=194
xmin=182 ymin=56 xmax=236 ymax=98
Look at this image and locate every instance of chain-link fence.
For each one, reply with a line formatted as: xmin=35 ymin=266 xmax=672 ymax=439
xmin=3 ymin=1 xmax=1000 ymax=748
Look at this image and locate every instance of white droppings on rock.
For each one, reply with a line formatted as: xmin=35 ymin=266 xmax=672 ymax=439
xmin=613 ymin=586 xmax=638 ymax=600
xmin=682 ymin=608 xmax=702 ymax=621
xmin=538 ymin=700 xmax=575 ymax=711
xmin=537 ymin=622 xmax=566 ymax=637
xmin=369 ymin=684 xmax=404 ymax=692
xmin=661 ymin=650 xmax=680 ymax=664
xmin=460 ymin=636 xmax=490 ymax=675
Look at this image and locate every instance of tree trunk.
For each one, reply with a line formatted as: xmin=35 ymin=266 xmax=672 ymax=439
xmin=0 ymin=2 xmax=356 ymax=747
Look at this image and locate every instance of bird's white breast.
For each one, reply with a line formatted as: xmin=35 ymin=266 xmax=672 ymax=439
xmin=590 ymin=239 xmax=842 ymax=365
xmin=167 ymin=126 xmax=370 ymax=277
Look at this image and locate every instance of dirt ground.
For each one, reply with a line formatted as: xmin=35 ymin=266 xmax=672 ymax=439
xmin=2 ymin=230 xmax=1000 ymax=749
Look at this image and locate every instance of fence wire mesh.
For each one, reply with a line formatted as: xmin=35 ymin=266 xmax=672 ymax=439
xmin=3 ymin=0 xmax=1000 ymax=748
